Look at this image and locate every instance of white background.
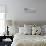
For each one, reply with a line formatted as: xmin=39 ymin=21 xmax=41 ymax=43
xmin=0 ymin=0 xmax=46 ymax=22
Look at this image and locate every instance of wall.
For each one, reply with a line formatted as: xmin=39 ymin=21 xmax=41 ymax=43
xmin=0 ymin=0 xmax=46 ymax=22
